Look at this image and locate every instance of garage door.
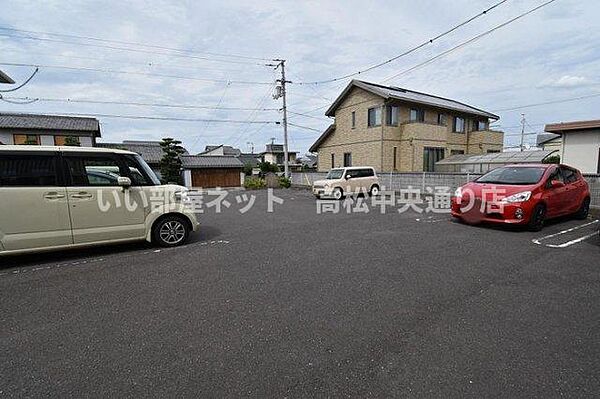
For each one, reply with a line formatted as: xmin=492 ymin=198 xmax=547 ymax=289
xmin=191 ymin=168 xmax=241 ymax=188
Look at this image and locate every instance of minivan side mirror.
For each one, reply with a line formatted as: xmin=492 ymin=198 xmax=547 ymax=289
xmin=345 ymin=174 xmax=351 ymax=180
xmin=117 ymin=176 xmax=132 ymax=188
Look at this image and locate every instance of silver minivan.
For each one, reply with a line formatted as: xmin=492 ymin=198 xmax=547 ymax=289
xmin=0 ymin=146 xmax=199 ymax=255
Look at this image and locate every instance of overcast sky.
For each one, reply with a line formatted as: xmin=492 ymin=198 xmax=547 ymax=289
xmin=1 ymin=0 xmax=598 ymax=155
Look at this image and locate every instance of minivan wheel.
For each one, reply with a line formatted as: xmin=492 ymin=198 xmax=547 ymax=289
xmin=575 ymin=197 xmax=590 ymax=220
xmin=369 ymin=185 xmax=380 ymax=197
xmin=528 ymin=204 xmax=546 ymax=232
xmin=332 ymin=187 xmax=344 ymax=200
xmin=153 ymin=215 xmax=190 ymax=247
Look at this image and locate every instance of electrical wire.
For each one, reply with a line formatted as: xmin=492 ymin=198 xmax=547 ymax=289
xmin=0 ymin=95 xmax=280 ymax=111
xmin=287 ymin=122 xmax=323 ymax=132
xmin=0 ymin=67 xmax=39 ymax=92
xmin=0 ymin=26 xmax=272 ymax=61
xmin=382 ymin=0 xmax=558 ymax=82
xmin=0 ymin=33 xmax=267 ymax=66
xmin=294 ymin=0 xmax=509 ymax=85
xmin=493 ymin=92 xmax=600 ymax=112
xmin=0 ymin=62 xmax=272 ymax=85
xmin=19 ymin=111 xmax=279 ymax=124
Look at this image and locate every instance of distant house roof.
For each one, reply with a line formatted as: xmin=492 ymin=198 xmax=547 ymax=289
xmin=436 ymin=150 xmax=557 ymax=166
xmin=298 ymin=154 xmax=317 ymax=168
xmin=536 ymin=133 xmax=561 ymax=146
xmin=181 ymin=155 xmax=243 ymax=169
xmin=545 ymin=119 xmax=600 ymax=133
xmin=0 ymin=70 xmax=15 ymax=84
xmin=97 ymin=140 xmax=189 ymax=164
xmin=325 ymin=80 xmax=499 ymax=120
xmin=238 ymin=153 xmax=261 ymax=167
xmin=261 ymin=143 xmax=298 ymax=155
xmin=200 ymin=144 xmax=241 ymax=156
xmin=309 ymin=124 xmax=335 ymax=153
xmin=0 ymin=113 xmax=101 ymax=136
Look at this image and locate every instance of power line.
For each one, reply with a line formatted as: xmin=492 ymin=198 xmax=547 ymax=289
xmin=286 ymin=110 xmax=331 ymax=122
xmin=287 ymin=122 xmax=323 ymax=132
xmin=493 ymin=92 xmax=600 ymax=112
xmin=0 ymin=33 xmax=267 ymax=66
xmin=23 ymin=111 xmax=280 ymax=124
xmin=294 ymin=0 xmax=509 ymax=85
xmin=0 ymin=95 xmax=280 ymax=111
xmin=0 ymin=67 xmax=39 ymax=92
xmin=0 ymin=62 xmax=273 ymax=85
xmin=0 ymin=26 xmax=272 ymax=61
xmin=382 ymin=0 xmax=558 ymax=82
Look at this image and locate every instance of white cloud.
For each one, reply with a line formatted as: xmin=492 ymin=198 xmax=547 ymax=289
xmin=544 ymin=75 xmax=590 ymax=88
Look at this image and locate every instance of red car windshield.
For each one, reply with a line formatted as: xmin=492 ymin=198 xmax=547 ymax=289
xmin=476 ymin=166 xmax=546 ymax=185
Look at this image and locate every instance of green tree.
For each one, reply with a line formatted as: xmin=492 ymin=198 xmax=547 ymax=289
xmin=542 ymin=154 xmax=561 ymax=164
xmin=64 ymin=136 xmax=81 ymax=146
xmin=258 ymin=161 xmax=279 ymax=174
xmin=159 ymin=138 xmax=186 ymax=184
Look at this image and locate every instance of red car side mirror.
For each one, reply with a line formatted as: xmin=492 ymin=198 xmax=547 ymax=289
xmin=550 ymin=180 xmax=565 ymax=189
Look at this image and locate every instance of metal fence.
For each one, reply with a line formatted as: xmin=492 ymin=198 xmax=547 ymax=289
xmin=292 ymin=171 xmax=600 ymax=207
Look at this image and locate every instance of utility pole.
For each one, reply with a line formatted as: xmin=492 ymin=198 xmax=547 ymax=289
xmin=268 ymin=59 xmax=291 ymax=178
xmin=520 ymin=113 xmax=526 ymax=152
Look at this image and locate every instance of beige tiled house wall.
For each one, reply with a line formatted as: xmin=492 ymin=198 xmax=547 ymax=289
xmin=315 ymin=87 xmax=504 ymax=172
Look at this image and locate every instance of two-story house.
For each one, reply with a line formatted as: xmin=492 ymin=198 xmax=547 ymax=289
xmin=0 ymin=113 xmax=101 ymax=147
xmin=309 ymin=80 xmax=504 ymax=172
xmin=260 ymin=143 xmax=299 ymax=169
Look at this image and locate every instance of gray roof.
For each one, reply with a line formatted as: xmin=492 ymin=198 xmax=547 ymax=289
xmin=238 ymin=153 xmax=261 ymax=167
xmin=181 ymin=155 xmax=243 ymax=169
xmin=536 ymin=133 xmax=561 ymax=146
xmin=325 ymin=80 xmax=499 ymax=120
xmin=436 ymin=150 xmax=557 ymax=166
xmin=200 ymin=144 xmax=242 ymax=156
xmin=97 ymin=140 xmax=189 ymax=164
xmin=0 ymin=113 xmax=101 ymax=135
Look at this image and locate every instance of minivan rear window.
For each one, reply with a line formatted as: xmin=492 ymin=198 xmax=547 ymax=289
xmin=0 ymin=154 xmax=58 ymax=186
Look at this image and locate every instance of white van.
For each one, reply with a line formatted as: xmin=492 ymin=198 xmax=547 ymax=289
xmin=0 ymin=146 xmax=199 ymax=255
xmin=312 ymin=166 xmax=380 ymax=199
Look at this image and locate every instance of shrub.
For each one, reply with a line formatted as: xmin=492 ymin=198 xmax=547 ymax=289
xmin=279 ymin=176 xmax=291 ymax=188
xmin=243 ymin=163 xmax=254 ymax=176
xmin=244 ymin=176 xmax=266 ymax=190
xmin=259 ymin=161 xmax=279 ymax=174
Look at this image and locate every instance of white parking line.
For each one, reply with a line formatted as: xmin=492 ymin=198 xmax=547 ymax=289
xmin=532 ymin=220 xmax=599 ymax=248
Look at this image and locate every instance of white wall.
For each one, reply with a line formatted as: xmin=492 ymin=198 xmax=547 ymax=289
xmin=40 ymin=135 xmax=54 ymax=146
xmin=183 ymin=170 xmax=193 ymax=188
xmin=562 ymin=130 xmax=600 ymax=173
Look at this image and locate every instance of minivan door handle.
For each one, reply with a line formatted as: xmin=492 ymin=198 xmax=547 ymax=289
xmin=71 ymin=192 xmax=93 ymax=199
xmin=44 ymin=192 xmax=66 ymax=200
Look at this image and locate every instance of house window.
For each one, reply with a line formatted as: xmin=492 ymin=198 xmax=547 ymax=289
xmin=487 ymin=149 xmax=500 ymax=153
xmin=451 ymin=149 xmax=464 ymax=155
xmin=386 ymin=105 xmax=399 ymax=126
xmin=343 ymin=152 xmax=352 ymax=167
xmin=13 ymin=134 xmax=40 ymax=145
xmin=393 ymin=146 xmax=397 ymax=170
xmin=351 ymin=111 xmax=356 ymax=128
xmin=54 ymin=135 xmax=81 ymax=146
xmin=423 ymin=147 xmax=445 ymax=172
xmin=331 ymin=153 xmax=335 ymax=169
xmin=367 ymin=107 xmax=381 ymax=127
xmin=478 ymin=120 xmax=487 ymax=131
xmin=410 ymin=108 xmax=425 ymax=122
xmin=437 ymin=113 xmax=446 ymax=126
xmin=453 ymin=117 xmax=465 ymax=133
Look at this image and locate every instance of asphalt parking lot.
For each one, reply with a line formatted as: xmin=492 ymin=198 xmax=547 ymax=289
xmin=1 ymin=189 xmax=599 ymax=398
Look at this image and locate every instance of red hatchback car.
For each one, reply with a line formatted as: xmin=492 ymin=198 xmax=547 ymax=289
xmin=451 ymin=164 xmax=591 ymax=231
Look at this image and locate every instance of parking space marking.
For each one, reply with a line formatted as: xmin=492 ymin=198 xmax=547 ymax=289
xmin=532 ymin=220 xmax=599 ymax=248
xmin=415 ymin=216 xmax=452 ymax=223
